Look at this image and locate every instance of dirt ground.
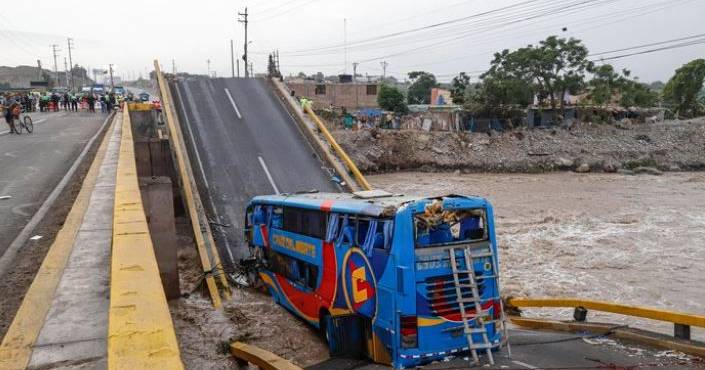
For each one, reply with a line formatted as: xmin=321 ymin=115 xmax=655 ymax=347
xmin=170 ymin=217 xmax=329 ymax=370
xmin=334 ymin=118 xmax=705 ymax=174
xmin=0 ymin=122 xmax=110 ymax=342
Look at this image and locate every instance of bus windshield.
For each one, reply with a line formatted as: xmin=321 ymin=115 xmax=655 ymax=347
xmin=414 ymin=201 xmax=487 ymax=247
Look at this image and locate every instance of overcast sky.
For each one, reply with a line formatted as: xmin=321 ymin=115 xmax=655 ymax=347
xmin=2 ymin=0 xmax=704 ymax=83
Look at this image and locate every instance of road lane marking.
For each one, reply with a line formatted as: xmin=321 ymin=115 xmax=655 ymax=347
xmin=224 ymin=88 xmax=243 ymax=119
xmin=258 ymin=156 xmax=280 ymax=195
xmin=175 ymin=85 xmax=209 ymax=190
xmin=513 ymin=360 xmax=538 ymax=369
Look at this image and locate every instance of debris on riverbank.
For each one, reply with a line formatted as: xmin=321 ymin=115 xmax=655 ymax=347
xmin=333 ymin=118 xmax=705 ymax=174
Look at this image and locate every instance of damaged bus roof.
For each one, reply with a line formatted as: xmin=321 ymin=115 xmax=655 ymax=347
xmin=249 ymin=191 xmax=490 ymax=218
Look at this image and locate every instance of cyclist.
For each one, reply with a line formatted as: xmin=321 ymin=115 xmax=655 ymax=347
xmin=4 ymin=103 xmax=20 ymax=134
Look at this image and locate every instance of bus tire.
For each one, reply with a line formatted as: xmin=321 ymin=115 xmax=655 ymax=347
xmin=320 ymin=311 xmax=333 ymax=346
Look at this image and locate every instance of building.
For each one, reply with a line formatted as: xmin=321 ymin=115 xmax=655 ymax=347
xmin=430 ymin=88 xmax=452 ymax=106
xmin=286 ymin=81 xmax=379 ymax=109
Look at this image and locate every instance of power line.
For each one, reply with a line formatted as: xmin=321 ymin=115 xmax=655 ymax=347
xmin=281 ymin=0 xmax=544 ymax=55
xmin=389 ymin=0 xmax=689 ymax=71
xmin=253 ymin=0 xmax=323 ymax=22
xmin=589 ymin=32 xmax=705 ymax=57
xmin=592 ymin=38 xmax=705 ymax=62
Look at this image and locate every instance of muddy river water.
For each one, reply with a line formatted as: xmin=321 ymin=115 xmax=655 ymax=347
xmin=369 ymin=171 xmax=705 ymax=338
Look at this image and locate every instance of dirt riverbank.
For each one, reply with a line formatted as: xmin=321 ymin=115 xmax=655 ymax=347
xmin=334 ymin=118 xmax=705 ymax=174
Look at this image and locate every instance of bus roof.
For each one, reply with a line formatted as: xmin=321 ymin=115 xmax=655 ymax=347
xmin=250 ymin=192 xmax=489 ymax=218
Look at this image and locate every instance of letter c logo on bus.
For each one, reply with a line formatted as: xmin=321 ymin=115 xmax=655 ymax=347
xmin=342 ymin=249 xmax=377 ymax=318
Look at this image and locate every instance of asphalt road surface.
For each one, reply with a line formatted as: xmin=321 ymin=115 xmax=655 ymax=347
xmin=0 ymin=111 xmax=108 ymax=259
xmin=310 ymin=327 xmax=705 ymax=369
xmin=171 ymin=77 xmax=341 ymax=263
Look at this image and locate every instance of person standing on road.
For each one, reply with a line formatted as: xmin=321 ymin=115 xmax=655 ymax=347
xmin=70 ymin=94 xmax=78 ymax=112
xmin=4 ymin=103 xmax=20 ymax=134
xmin=87 ymin=94 xmax=96 ymax=113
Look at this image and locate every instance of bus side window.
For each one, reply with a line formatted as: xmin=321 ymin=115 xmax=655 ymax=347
xmin=337 ymin=215 xmax=355 ymax=245
xmin=253 ymin=205 xmax=265 ymax=225
xmin=307 ymin=264 xmax=319 ymax=289
xmin=373 ymin=221 xmax=393 ymax=252
xmin=356 ymin=218 xmax=370 ymax=246
xmin=271 ymin=207 xmax=283 ymax=229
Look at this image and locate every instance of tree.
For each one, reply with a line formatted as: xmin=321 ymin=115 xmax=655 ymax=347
xmin=487 ymin=36 xmax=592 ymax=113
xmin=406 ymin=71 xmax=437 ymax=104
xmin=588 ymin=65 xmax=658 ymax=107
xmin=377 ymin=84 xmax=408 ymax=113
xmin=588 ymin=64 xmax=622 ymax=106
xmin=620 ymin=78 xmax=658 ymax=108
xmin=663 ymin=59 xmax=705 ymax=118
xmin=450 ymin=72 xmax=470 ymax=104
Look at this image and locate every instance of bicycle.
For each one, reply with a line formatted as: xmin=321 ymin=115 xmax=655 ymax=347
xmin=12 ymin=109 xmax=33 ymax=134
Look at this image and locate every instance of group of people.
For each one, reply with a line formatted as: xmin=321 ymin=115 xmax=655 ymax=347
xmin=1 ymin=91 xmax=123 ymax=115
xmin=1 ymin=91 xmax=125 ymax=134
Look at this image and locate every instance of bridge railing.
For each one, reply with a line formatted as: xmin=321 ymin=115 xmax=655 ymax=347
xmin=507 ymin=297 xmax=705 ymax=341
xmin=154 ymin=60 xmax=231 ymax=308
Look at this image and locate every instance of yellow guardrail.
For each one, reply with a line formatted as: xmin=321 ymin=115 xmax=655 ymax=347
xmin=302 ymin=103 xmax=372 ymax=191
xmin=507 ymin=297 xmax=705 ymax=329
xmin=126 ymin=102 xmax=153 ymax=111
xmin=108 ymin=105 xmax=183 ymax=370
xmin=154 ymin=60 xmax=231 ymax=308
xmin=230 ymin=342 xmax=303 ymax=370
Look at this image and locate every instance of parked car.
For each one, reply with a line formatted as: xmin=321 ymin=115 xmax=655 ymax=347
xmin=138 ymin=92 xmax=150 ymax=102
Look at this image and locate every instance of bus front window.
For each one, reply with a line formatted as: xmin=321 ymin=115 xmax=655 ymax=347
xmin=414 ymin=201 xmax=487 ymax=247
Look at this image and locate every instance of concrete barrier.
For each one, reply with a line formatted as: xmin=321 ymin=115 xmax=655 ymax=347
xmin=107 ymin=106 xmax=183 ymax=370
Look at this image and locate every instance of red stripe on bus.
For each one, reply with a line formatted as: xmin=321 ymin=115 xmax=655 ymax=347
xmin=320 ymin=200 xmax=334 ymax=212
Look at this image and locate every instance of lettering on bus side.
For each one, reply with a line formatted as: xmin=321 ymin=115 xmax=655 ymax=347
xmin=273 ymin=234 xmax=316 ymax=259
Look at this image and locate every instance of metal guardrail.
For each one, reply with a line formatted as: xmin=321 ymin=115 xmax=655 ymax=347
xmin=154 ymin=60 xmax=231 ymax=308
xmin=230 ymin=342 xmax=303 ymax=370
xmin=302 ymin=103 xmax=372 ymax=191
xmin=108 ymin=105 xmax=183 ymax=370
xmin=507 ymin=297 xmax=705 ymax=340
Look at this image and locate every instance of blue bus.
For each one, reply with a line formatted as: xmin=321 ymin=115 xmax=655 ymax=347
xmin=245 ymin=191 xmax=506 ymax=368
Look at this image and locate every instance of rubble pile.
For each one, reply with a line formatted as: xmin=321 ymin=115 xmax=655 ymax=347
xmin=333 ymin=118 xmax=705 ymax=174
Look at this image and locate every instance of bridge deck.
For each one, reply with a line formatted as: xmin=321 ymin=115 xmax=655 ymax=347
xmin=171 ymin=77 xmax=341 ymax=261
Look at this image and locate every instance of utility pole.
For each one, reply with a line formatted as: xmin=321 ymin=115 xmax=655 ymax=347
xmin=380 ymin=61 xmax=389 ymax=81
xmin=36 ymin=59 xmax=42 ymax=80
xmin=352 ymin=62 xmax=359 ymax=83
xmin=206 ymin=59 xmax=211 ymax=78
xmin=237 ymin=59 xmax=240 ymax=78
xmin=108 ymin=64 xmax=115 ymax=89
xmin=250 ymin=62 xmax=254 ymax=77
xmin=275 ymin=50 xmax=280 ymax=74
xmin=238 ymin=7 xmax=249 ymax=78
xmin=230 ymin=39 xmax=235 ymax=78
xmin=172 ymin=59 xmax=176 ymax=75
xmin=67 ymin=38 xmax=75 ymax=90
xmin=343 ymin=18 xmax=348 ymax=74
xmin=64 ymin=57 xmax=70 ymax=87
xmin=51 ymin=44 xmax=60 ymax=87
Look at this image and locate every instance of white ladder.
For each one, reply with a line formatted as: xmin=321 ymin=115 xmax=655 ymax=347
xmin=448 ymin=246 xmax=509 ymax=366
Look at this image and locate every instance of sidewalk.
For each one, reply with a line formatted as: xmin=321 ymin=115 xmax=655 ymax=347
xmin=28 ymin=117 xmax=121 ymax=368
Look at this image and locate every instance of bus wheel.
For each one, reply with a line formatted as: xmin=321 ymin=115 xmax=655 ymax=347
xmin=320 ymin=313 xmax=334 ymax=346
